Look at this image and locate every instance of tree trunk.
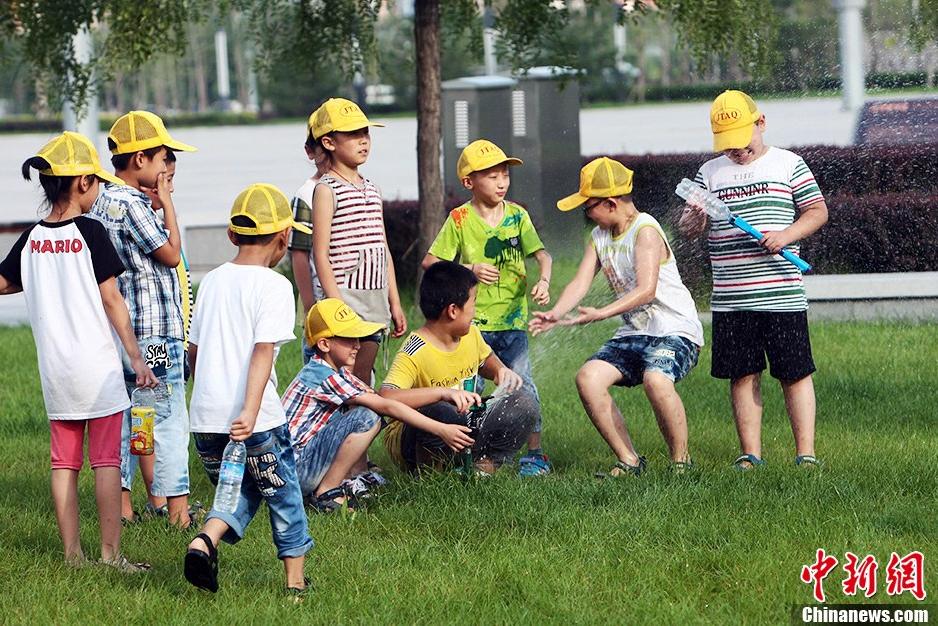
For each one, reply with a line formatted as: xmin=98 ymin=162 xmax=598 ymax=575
xmin=414 ymin=0 xmax=443 ymax=284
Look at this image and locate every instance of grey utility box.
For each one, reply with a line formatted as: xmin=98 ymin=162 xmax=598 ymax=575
xmin=509 ymin=67 xmax=581 ymax=244
xmin=441 ymin=75 xmax=517 ymax=198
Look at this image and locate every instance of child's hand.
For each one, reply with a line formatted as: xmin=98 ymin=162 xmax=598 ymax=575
xmin=155 ymin=172 xmax=174 ymax=210
xmin=528 ymin=310 xmax=558 ymax=336
xmin=445 ymin=389 xmax=482 ymax=413
xmin=471 ymin=263 xmax=500 ymax=285
xmin=229 ymin=411 xmax=257 ymax=441
xmin=568 ymin=306 xmax=604 ymax=325
xmin=759 ymin=229 xmax=792 ymax=254
xmin=390 ymin=303 xmax=408 ymax=338
xmin=140 ymin=185 xmax=162 ymax=211
xmin=678 ymin=204 xmax=708 ymax=238
xmin=130 ymin=356 xmax=159 ymax=388
xmin=494 ymin=368 xmax=523 ymax=394
xmin=435 ymin=422 xmax=474 ymax=452
xmin=530 ymin=279 xmax=550 ymax=305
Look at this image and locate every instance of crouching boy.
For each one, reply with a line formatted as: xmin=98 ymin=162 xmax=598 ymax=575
xmin=284 ymin=298 xmax=473 ymax=512
xmin=380 ymin=261 xmax=537 ymax=475
xmin=530 ymin=158 xmax=704 ymax=476
xmin=183 ymin=184 xmax=312 ymax=595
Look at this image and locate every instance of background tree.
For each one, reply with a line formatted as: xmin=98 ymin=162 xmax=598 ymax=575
xmin=3 ymin=0 xmax=876 ymax=278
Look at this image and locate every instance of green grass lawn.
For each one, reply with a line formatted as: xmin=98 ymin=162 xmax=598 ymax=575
xmin=0 ymin=318 xmax=935 ymax=624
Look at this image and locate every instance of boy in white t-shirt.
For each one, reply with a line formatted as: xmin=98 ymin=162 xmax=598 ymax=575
xmin=183 ymin=184 xmax=313 ymax=596
xmin=530 ymin=158 xmax=704 ymax=477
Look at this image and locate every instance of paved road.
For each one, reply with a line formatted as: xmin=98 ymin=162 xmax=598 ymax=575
xmin=0 ymin=96 xmax=858 ymax=226
xmin=0 ymin=96 xmax=859 ymax=324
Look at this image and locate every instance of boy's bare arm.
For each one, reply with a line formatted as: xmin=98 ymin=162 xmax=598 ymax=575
xmin=311 ymin=184 xmax=341 ymax=299
xmin=378 ymin=384 xmax=481 ymax=414
xmin=575 ymin=227 xmax=664 ymax=323
xmin=188 ymin=343 xmax=198 ymax=379
xmin=230 ymin=342 xmax=275 ymax=441
xmin=478 ymin=353 xmax=523 ymax=393
xmin=529 ymin=241 xmax=599 ymax=335
xmin=678 ymin=203 xmax=709 ymax=239
xmin=530 ymin=249 xmax=552 ymax=305
xmin=291 ymin=250 xmax=316 ymax=314
xmin=351 ymin=392 xmax=473 ymax=451
xmin=99 ymin=277 xmax=158 ymax=387
xmin=384 ymin=242 xmax=407 ymax=337
xmin=420 ymin=252 xmax=442 ymax=270
xmin=150 ymin=171 xmax=183 ymax=267
xmin=760 ymin=200 xmax=829 ymax=254
xmin=0 ymin=275 xmax=22 ymax=295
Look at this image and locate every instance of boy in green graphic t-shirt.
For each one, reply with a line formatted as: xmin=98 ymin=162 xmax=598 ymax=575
xmin=422 ymin=139 xmax=553 ymax=476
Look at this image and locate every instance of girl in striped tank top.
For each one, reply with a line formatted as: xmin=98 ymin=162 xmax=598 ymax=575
xmin=308 ymin=98 xmax=408 ymax=387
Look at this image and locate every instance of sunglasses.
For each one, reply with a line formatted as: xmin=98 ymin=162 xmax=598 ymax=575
xmin=583 ymin=198 xmax=607 ymax=213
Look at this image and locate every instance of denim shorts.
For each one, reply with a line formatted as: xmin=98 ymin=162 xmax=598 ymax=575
xmin=120 ymin=335 xmax=190 ymax=496
xmin=194 ymin=424 xmax=313 ymax=559
xmin=480 ymin=330 xmax=543 ymax=433
xmin=588 ymin=334 xmax=700 ymax=388
xmin=294 ymin=405 xmax=380 ymax=498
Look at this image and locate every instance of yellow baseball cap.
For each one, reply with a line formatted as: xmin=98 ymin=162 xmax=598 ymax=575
xmin=710 ymin=90 xmax=761 ymax=152
xmin=305 ymin=298 xmax=386 ymax=345
xmin=33 ymin=131 xmax=123 ymax=185
xmin=556 ymin=157 xmax=634 ymax=211
xmin=108 ymin=110 xmax=197 ymax=155
xmin=456 ymin=139 xmax=523 ymax=179
xmin=308 ymin=98 xmax=385 ymax=141
xmin=229 ymin=183 xmax=312 ymax=236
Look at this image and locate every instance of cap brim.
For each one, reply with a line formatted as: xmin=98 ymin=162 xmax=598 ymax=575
xmin=556 ymin=191 xmax=590 ymax=212
xmin=713 ymin=125 xmax=754 ymax=152
xmin=95 ymin=170 xmax=124 ymax=186
xmin=291 ymin=221 xmax=312 ymax=234
xmin=333 ymin=121 xmax=386 ymax=132
xmin=459 ymin=156 xmax=523 ymax=179
xmin=335 ymin=320 xmax=386 ymax=339
xmin=164 ymin=138 xmax=198 ymax=152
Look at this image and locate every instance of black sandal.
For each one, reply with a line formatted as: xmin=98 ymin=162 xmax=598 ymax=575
xmin=184 ymin=532 xmax=219 ymax=592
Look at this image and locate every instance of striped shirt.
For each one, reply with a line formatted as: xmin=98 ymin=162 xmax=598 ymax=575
xmin=283 ymin=354 xmax=371 ymax=450
xmin=90 ymin=182 xmax=184 ymax=340
xmin=314 ymin=174 xmax=387 ymax=291
xmin=694 ymin=147 xmax=824 ymax=312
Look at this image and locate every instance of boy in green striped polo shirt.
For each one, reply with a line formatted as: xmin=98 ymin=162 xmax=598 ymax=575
xmin=678 ymin=90 xmax=828 ymax=470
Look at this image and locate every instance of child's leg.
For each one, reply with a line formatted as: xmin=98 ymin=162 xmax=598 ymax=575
xmin=316 ymin=423 xmax=381 ymax=497
xmin=187 ymin=517 xmax=229 ymax=554
xmin=575 ymin=360 xmax=641 ymax=466
xmin=51 ymin=469 xmax=82 ymax=562
xmin=137 ymin=454 xmax=166 ymax=509
xmin=94 ymin=467 xmax=122 ymax=561
xmin=49 ymin=419 xmax=86 ymax=563
xmin=781 ymin=374 xmax=816 ymax=457
xmin=642 ymin=371 xmax=690 ymax=462
xmin=351 ymin=340 xmax=379 ymax=385
xmin=283 ymin=556 xmax=307 ymax=590
xmin=483 ymin=330 xmax=544 ymax=453
xmin=88 ymin=411 xmax=127 ymax=561
xmin=731 ymin=373 xmax=764 ymax=462
xmin=474 ymin=387 xmax=537 ymax=471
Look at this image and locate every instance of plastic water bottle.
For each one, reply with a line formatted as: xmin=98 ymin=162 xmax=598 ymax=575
xmin=129 ymin=387 xmax=155 ymax=456
xmin=212 ymin=439 xmax=246 ymax=514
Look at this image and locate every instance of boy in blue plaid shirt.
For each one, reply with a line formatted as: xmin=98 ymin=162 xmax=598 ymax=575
xmin=90 ymin=111 xmax=197 ymax=528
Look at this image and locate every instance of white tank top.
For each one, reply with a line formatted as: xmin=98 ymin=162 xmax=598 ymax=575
xmin=591 ymin=212 xmax=704 ymax=346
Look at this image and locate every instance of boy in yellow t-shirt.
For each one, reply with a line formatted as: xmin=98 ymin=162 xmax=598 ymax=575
xmin=379 ymin=261 xmax=537 ymax=475
xmin=421 ymin=139 xmax=552 ymax=476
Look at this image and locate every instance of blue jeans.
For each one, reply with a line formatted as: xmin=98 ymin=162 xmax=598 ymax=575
xmin=194 ymin=425 xmax=313 ymax=559
xmin=120 ymin=335 xmax=189 ymax=497
xmin=294 ymin=406 xmax=380 ymax=498
xmin=589 ymin=334 xmax=700 ymax=388
xmin=480 ymin=330 xmax=543 ymax=434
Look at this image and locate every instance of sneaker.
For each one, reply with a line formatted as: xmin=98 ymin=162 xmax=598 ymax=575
xmin=143 ymin=502 xmax=168 ymax=519
xmin=357 ymin=470 xmax=388 ymax=487
xmin=99 ymin=554 xmax=151 ymax=573
xmin=341 ymin=476 xmax=372 ymax=499
xmin=518 ymin=452 xmax=552 ymax=477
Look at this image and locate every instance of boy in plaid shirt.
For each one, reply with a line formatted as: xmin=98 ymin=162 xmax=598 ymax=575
xmin=90 ymin=110 xmax=197 ymax=527
xmin=284 ymin=298 xmax=472 ymax=513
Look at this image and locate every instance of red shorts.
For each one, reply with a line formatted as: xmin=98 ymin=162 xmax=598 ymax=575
xmin=49 ymin=411 xmax=123 ymax=470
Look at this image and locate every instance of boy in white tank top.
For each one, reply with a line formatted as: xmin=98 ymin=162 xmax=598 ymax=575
xmin=530 ymin=158 xmax=703 ymax=476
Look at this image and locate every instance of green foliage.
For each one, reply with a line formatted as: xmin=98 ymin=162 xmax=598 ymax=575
xmin=910 ymin=0 xmax=938 ymax=50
